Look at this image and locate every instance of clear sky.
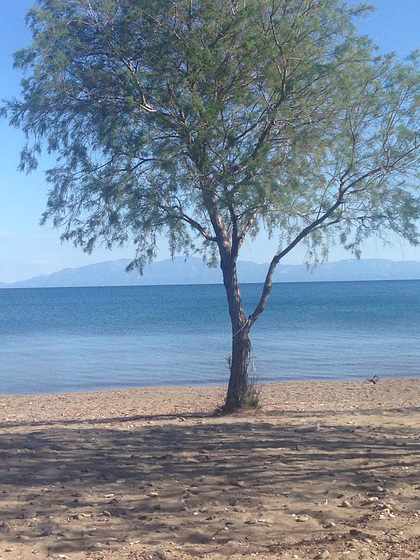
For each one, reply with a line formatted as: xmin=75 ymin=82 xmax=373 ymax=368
xmin=0 ymin=1 xmax=420 ymax=282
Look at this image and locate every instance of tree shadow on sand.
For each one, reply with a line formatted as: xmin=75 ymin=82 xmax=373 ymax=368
xmin=0 ymin=409 xmax=419 ymax=557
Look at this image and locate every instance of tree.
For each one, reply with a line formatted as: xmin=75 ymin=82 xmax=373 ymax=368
xmin=5 ymin=0 xmax=420 ymax=411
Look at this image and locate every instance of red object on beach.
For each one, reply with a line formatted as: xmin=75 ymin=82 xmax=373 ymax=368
xmin=368 ymin=375 xmax=380 ymax=385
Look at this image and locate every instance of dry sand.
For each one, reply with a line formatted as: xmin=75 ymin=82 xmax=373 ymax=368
xmin=0 ymin=378 xmax=419 ymax=560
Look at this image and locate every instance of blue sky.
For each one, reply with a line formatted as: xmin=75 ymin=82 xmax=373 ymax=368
xmin=0 ymin=1 xmax=420 ymax=282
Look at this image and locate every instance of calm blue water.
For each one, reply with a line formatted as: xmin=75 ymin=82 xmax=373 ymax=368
xmin=0 ymin=280 xmax=419 ymax=394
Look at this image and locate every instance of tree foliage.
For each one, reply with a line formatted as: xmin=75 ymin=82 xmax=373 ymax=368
xmin=5 ymin=0 xmax=420 ymax=409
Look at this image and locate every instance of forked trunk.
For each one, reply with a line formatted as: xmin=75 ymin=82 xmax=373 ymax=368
xmin=219 ymin=245 xmax=281 ymax=412
xmin=220 ymin=256 xmax=252 ymax=412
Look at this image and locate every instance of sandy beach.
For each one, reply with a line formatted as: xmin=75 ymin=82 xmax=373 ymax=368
xmin=0 ymin=378 xmax=419 ymax=560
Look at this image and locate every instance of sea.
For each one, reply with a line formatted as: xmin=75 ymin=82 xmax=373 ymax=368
xmin=0 ymin=280 xmax=419 ymax=395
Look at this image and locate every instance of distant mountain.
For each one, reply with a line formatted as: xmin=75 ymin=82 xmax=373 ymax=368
xmin=2 ymin=257 xmax=420 ymax=289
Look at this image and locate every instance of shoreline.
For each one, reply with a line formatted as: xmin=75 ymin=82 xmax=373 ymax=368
xmin=0 ymin=377 xmax=419 ymax=424
xmin=1 ymin=375 xmax=419 ymax=403
xmin=1 ymin=378 xmax=420 ymax=428
xmin=1 ymin=378 xmax=419 ymax=559
xmin=1 ymin=375 xmax=419 ymax=396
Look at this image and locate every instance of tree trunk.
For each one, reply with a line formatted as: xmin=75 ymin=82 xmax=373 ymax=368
xmin=220 ymin=255 xmax=252 ymax=412
xmin=224 ymin=322 xmax=252 ymax=412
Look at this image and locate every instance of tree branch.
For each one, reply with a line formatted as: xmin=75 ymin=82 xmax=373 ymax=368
xmin=180 ymin=212 xmax=217 ymax=242
xmin=248 ymin=193 xmax=345 ymax=325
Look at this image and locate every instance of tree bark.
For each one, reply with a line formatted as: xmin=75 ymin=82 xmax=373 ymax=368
xmin=224 ymin=321 xmax=252 ymax=412
xmin=220 ymin=255 xmax=252 ymax=412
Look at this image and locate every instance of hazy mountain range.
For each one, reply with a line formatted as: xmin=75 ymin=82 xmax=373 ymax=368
xmin=2 ymin=257 xmax=420 ymax=288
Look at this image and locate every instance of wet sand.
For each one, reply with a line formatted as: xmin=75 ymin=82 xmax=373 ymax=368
xmin=0 ymin=378 xmax=419 ymax=559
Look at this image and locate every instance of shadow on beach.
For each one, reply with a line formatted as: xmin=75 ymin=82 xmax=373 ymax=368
xmin=0 ymin=405 xmax=419 ymax=558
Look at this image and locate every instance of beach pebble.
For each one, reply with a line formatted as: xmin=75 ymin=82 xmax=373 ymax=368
xmin=72 ymin=513 xmax=87 ymax=520
xmin=367 ymin=496 xmax=379 ymax=502
xmin=341 ymin=500 xmax=352 ymax=508
xmin=376 ymin=502 xmax=392 ymax=511
xmin=18 ymin=535 xmax=30 ymax=542
xmin=296 ymin=515 xmax=309 ymax=522
xmin=323 ymin=520 xmax=336 ymax=529
xmin=295 ymin=423 xmax=320 ymax=433
xmin=0 ymin=521 xmax=11 ymax=532
xmin=152 ymin=549 xmax=168 ymax=560
xmin=314 ymin=552 xmax=330 ymax=560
